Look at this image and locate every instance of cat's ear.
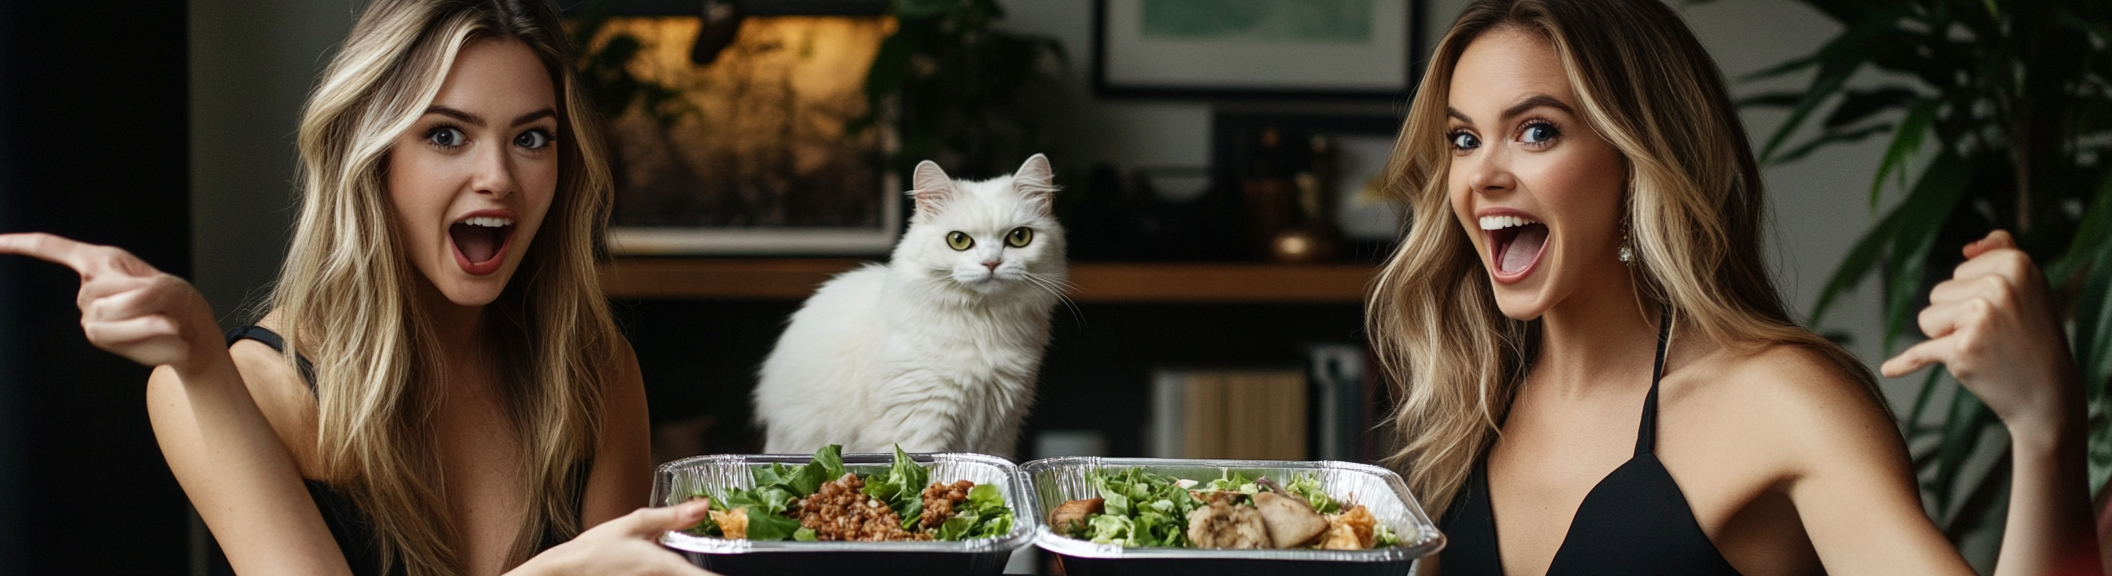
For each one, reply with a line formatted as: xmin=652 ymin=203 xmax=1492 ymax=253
xmin=1013 ymin=153 xmax=1057 ymax=214
xmin=909 ymin=160 xmax=954 ymax=219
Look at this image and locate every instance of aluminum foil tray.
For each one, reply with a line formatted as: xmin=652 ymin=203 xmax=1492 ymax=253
xmin=1021 ymin=457 xmax=1445 ymax=576
xmin=652 ymin=452 xmax=1038 ymax=576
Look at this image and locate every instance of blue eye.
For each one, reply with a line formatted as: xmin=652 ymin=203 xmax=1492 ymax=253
xmin=1449 ymin=131 xmax=1480 ymax=150
xmin=514 ymin=129 xmax=552 ymax=150
xmin=427 ymin=126 xmax=465 ymax=148
xmin=1522 ymin=122 xmax=1561 ymax=145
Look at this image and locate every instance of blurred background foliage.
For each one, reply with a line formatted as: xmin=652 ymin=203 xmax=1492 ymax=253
xmin=852 ymin=0 xmax=1069 ymax=180
xmin=1732 ymin=0 xmax=2112 ymax=549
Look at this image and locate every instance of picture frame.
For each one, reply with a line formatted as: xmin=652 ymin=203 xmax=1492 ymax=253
xmin=574 ymin=0 xmax=906 ymax=256
xmin=1094 ymin=0 xmax=1421 ymax=100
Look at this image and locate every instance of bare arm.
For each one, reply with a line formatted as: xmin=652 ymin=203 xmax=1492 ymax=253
xmin=0 ymin=233 xmax=353 ymax=575
xmin=1766 ymin=350 xmax=1977 ymax=575
xmin=1882 ymin=230 xmax=2101 ymax=576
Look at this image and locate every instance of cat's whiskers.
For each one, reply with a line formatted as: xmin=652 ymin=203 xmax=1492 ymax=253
xmin=1022 ymin=271 xmax=1083 ymax=328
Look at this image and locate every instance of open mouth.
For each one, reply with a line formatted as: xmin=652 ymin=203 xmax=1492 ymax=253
xmin=449 ymin=215 xmax=515 ymax=275
xmin=1480 ymin=214 xmax=1548 ymax=278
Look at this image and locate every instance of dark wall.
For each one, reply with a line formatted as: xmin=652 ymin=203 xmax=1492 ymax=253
xmin=0 ymin=2 xmax=193 ymax=574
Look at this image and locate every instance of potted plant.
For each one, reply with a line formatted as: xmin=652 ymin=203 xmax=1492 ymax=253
xmin=851 ymin=0 xmax=1068 ymax=180
xmin=1736 ymin=0 xmax=2112 ymax=548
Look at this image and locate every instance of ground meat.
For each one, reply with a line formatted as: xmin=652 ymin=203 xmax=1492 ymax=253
xmin=794 ymin=473 xmax=930 ymax=541
xmin=920 ymin=480 xmax=975 ymax=529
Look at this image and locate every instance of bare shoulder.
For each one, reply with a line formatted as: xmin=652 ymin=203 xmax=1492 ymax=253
xmin=226 ymin=319 xmax=324 ymax=477
xmin=1681 ymin=342 xmax=1903 ymax=475
xmin=602 ymin=335 xmax=645 ymax=404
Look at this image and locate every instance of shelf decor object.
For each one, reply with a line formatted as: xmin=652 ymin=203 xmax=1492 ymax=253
xmin=1093 ymin=0 xmax=1419 ymax=100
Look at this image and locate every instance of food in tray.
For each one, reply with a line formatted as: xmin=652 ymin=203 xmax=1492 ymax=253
xmin=1048 ymin=467 xmax=1401 ymax=550
xmin=680 ymin=444 xmax=1014 ymax=542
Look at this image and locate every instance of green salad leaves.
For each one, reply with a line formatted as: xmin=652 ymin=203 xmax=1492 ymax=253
xmin=1066 ymin=467 xmax=1402 ymax=549
xmin=683 ymin=444 xmax=1014 ymax=542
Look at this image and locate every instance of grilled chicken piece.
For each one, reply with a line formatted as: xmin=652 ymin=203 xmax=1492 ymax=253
xmin=1049 ymin=498 xmax=1104 ymax=535
xmin=710 ymin=508 xmax=750 ymax=540
xmin=1318 ymin=504 xmax=1378 ymax=550
xmin=1252 ymin=491 xmax=1328 ymax=548
xmin=1185 ymin=492 xmax=1267 ymax=549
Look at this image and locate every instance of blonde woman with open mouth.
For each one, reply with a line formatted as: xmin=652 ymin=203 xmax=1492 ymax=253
xmin=1372 ymin=0 xmax=2100 ymax=573
xmin=0 ymin=0 xmax=716 ymax=574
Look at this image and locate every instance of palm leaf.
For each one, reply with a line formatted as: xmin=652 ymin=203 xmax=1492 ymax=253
xmin=1808 ymin=153 xmax=1972 ymax=330
xmin=1753 ymin=6 xmax=1912 ymax=162
xmin=1769 ymin=123 xmax=1896 ymax=165
xmin=1879 ymin=155 xmax=1974 ymax=354
xmin=1825 ymin=86 xmax=1921 ymax=129
xmin=1929 ymin=385 xmax=1997 ymax=513
xmin=1868 ymin=98 xmax=1939 ymax=209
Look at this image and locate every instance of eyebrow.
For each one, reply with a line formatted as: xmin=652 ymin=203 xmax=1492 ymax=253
xmin=423 ymin=105 xmax=557 ymax=128
xmin=1446 ymin=94 xmax=1576 ymax=125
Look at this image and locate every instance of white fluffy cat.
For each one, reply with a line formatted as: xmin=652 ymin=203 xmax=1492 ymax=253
xmin=753 ymin=154 xmax=1068 ymax=458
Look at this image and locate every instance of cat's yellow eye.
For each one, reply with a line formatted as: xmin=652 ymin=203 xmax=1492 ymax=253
xmin=946 ymin=231 xmax=974 ymax=251
xmin=1006 ymin=227 xmax=1033 ymax=248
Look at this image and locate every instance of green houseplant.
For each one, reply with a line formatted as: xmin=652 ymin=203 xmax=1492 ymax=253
xmin=851 ymin=0 xmax=1068 ymax=180
xmin=1734 ymin=0 xmax=2112 ymax=543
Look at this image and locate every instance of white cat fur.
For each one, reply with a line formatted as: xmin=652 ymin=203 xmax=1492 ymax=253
xmin=753 ymin=154 xmax=1067 ymax=458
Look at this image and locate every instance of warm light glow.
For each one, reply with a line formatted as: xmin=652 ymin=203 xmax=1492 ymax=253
xmin=582 ymin=16 xmax=896 ymax=228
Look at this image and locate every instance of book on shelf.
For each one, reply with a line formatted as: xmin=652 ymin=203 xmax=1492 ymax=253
xmin=1148 ymin=368 xmax=1307 ymax=460
xmin=1145 ymin=345 xmax=1383 ymax=464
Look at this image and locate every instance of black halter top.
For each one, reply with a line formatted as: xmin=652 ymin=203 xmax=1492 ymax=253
xmin=223 ymin=326 xmax=590 ymax=576
xmin=1438 ymin=314 xmax=1743 ymax=576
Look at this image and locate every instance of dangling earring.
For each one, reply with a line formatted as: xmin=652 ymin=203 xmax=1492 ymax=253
xmin=1618 ymin=221 xmax=1636 ymax=265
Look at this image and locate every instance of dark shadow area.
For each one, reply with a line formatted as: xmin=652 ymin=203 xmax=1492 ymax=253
xmin=0 ymin=2 xmax=193 ymax=574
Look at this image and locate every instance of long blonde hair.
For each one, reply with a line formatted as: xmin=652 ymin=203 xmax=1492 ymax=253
xmin=268 ymin=0 xmax=619 ymax=573
xmin=1367 ymin=0 xmax=1879 ymax=516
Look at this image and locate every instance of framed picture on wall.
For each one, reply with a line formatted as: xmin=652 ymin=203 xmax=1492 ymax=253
xmin=1094 ymin=0 xmax=1420 ymax=100
xmin=575 ymin=0 xmax=904 ymax=255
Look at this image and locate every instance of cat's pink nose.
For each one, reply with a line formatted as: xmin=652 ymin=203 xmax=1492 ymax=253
xmin=982 ymin=261 xmax=999 ymax=271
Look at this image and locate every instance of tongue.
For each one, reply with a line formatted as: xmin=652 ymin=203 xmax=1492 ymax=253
xmin=1500 ymin=225 xmax=1547 ymax=274
xmin=450 ymin=224 xmax=504 ymax=264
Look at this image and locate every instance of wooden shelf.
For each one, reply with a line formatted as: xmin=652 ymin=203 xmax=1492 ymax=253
xmin=599 ymin=258 xmax=1375 ymax=303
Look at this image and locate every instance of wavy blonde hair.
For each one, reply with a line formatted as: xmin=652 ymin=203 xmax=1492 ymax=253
xmin=267 ymin=0 xmax=618 ymax=573
xmin=1367 ymin=0 xmax=1880 ymax=516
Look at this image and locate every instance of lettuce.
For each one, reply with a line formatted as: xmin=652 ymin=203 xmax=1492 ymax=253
xmin=1081 ymin=467 xmax=1205 ymax=547
xmin=932 ymin=483 xmax=1015 ymax=540
xmin=1283 ymin=474 xmax=1340 ymax=514
xmin=860 ymin=444 xmax=930 ymax=529
xmin=1072 ymin=469 xmax=1391 ymax=548
xmin=684 ymin=444 xmax=1011 ymax=541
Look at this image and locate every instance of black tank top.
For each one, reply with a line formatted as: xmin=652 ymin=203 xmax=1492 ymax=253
xmin=224 ymin=326 xmax=590 ymax=576
xmin=1437 ymin=313 xmax=1743 ymax=575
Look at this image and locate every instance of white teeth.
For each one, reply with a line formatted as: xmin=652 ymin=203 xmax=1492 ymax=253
xmin=1478 ymin=215 xmax=1541 ymax=230
xmin=461 ymin=216 xmax=514 ymax=227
